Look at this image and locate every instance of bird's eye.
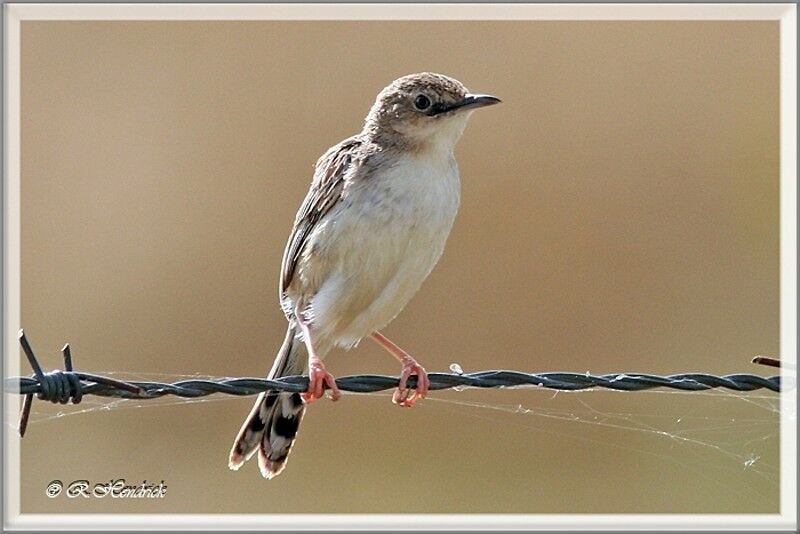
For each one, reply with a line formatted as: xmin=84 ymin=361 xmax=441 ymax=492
xmin=413 ymin=94 xmax=432 ymax=111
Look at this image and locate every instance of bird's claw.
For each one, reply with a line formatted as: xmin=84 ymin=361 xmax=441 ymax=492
xmin=393 ymin=360 xmax=429 ymax=407
xmin=302 ymin=359 xmax=341 ymax=403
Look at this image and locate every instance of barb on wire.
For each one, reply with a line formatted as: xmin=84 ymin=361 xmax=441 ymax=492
xmin=8 ymin=330 xmax=784 ymax=437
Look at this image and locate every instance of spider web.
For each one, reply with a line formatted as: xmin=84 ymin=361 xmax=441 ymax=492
xmin=428 ymin=389 xmax=781 ymax=480
xmin=8 ymin=367 xmax=787 ymax=488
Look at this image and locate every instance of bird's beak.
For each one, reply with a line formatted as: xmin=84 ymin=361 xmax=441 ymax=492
xmin=433 ymin=93 xmax=501 ymax=115
xmin=458 ymin=93 xmax=502 ymax=111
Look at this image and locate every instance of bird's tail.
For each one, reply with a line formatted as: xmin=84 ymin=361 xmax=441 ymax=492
xmin=229 ymin=325 xmax=306 ymax=479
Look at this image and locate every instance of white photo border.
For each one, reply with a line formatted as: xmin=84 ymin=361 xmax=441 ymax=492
xmin=3 ymin=3 xmax=796 ymax=531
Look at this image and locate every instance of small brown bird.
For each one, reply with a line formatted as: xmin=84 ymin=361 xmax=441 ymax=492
xmin=229 ymin=72 xmax=500 ymax=478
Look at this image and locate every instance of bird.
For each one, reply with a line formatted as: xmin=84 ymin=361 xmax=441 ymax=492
xmin=229 ymin=72 xmax=500 ymax=479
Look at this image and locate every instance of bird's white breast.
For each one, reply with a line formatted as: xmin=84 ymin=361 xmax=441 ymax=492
xmin=307 ymin=150 xmax=461 ymax=348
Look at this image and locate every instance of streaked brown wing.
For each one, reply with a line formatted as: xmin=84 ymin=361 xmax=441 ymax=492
xmin=279 ymin=136 xmax=364 ymax=294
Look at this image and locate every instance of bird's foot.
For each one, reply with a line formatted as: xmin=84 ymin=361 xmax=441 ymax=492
xmin=393 ymin=357 xmax=429 ymax=408
xmin=302 ymin=358 xmax=341 ymax=403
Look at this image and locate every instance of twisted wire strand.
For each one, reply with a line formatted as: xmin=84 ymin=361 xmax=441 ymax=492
xmin=9 ymin=369 xmax=783 ymax=399
xmin=9 ymin=330 xmax=784 ymax=437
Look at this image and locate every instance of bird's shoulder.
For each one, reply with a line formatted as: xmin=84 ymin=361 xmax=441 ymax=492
xmin=301 ymin=134 xmax=381 ymax=223
xmin=313 ymin=134 xmax=381 ymax=186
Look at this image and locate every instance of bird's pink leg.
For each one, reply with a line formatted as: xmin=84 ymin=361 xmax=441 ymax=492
xmin=370 ymin=331 xmax=430 ymax=407
xmin=295 ymin=306 xmax=341 ymax=403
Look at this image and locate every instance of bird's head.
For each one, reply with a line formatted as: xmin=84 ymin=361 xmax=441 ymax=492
xmin=364 ymin=72 xmax=500 ymax=152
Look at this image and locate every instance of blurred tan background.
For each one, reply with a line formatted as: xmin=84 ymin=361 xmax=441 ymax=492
xmin=19 ymin=21 xmax=778 ymax=514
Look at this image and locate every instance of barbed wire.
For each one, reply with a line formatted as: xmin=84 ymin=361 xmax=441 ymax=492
xmin=7 ymin=330 xmax=785 ymax=437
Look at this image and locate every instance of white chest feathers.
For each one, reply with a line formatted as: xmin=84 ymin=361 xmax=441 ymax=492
xmin=307 ymin=150 xmax=461 ymax=348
